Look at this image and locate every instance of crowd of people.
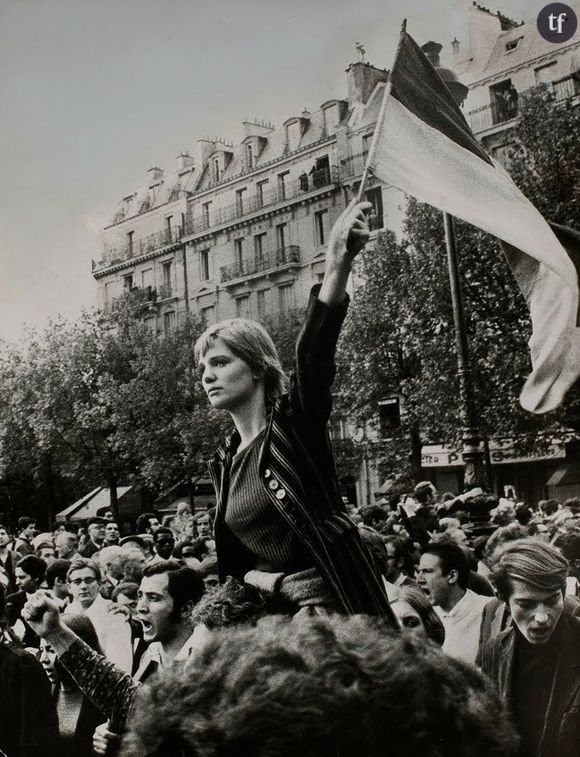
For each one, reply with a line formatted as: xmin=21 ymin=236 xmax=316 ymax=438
xmin=1 ymin=203 xmax=579 ymax=756
xmin=0 ymin=486 xmax=579 ymax=755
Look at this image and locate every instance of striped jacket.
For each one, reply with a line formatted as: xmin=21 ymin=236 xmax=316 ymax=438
xmin=208 ymin=286 xmax=397 ymax=625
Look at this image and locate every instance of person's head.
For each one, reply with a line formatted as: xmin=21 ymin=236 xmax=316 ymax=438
xmin=390 ymin=586 xmax=446 ymax=646
xmin=413 ymin=481 xmax=437 ymax=506
xmin=359 ymin=504 xmax=387 ymax=530
xmin=197 ymin=555 xmax=219 ymax=591
xmin=66 ymin=559 xmax=101 ymax=610
xmin=120 ymin=535 xmax=148 ymax=556
xmin=136 ymin=560 xmax=205 ymax=643
xmin=87 ymin=517 xmax=107 ymax=545
xmin=104 ymin=521 xmax=120 ymax=544
xmin=123 ymin=614 xmax=517 ymax=757
xmin=96 ymin=507 xmax=114 ymax=522
xmin=35 ymin=539 xmax=56 ymax=564
xmin=18 ymin=516 xmax=37 ymax=540
xmin=553 ymin=530 xmax=580 ymax=579
xmin=45 ymin=558 xmax=71 ymax=600
xmin=482 ymin=523 xmax=530 ymax=568
xmin=15 ymin=555 xmax=46 ymax=593
xmin=176 ymin=502 xmax=192 ymax=520
xmin=490 ymin=539 xmax=568 ymax=645
xmin=112 ymin=581 xmax=140 ymax=614
xmin=122 ymin=548 xmax=147 ymax=583
xmin=190 ymin=577 xmax=267 ymax=630
xmin=136 ymin=513 xmax=161 ymax=535
xmin=40 ymin=614 xmax=101 ymax=689
xmin=54 ymin=531 xmax=79 ymax=559
xmin=538 ymin=499 xmax=559 ymax=517
xmin=98 ymin=545 xmax=126 ymax=581
xmin=417 ymin=542 xmax=469 ymax=606
xmin=153 ymin=527 xmax=175 ymax=560
xmin=528 ymin=520 xmax=551 ymax=542
xmin=193 ymin=510 xmax=212 ymax=539
xmin=195 ymin=318 xmax=287 ymax=411
xmin=382 ymin=535 xmax=407 ymax=582
xmin=174 ymin=538 xmax=208 ymax=569
xmin=0 ymin=524 xmax=11 ymax=547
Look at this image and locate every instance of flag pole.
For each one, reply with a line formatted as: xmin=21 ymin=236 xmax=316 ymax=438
xmin=356 ymin=19 xmax=407 ymax=202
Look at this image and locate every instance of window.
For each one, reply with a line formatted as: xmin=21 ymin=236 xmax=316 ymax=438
xmin=505 ymin=37 xmax=522 ymax=52
xmin=200 ymin=249 xmax=210 ymax=281
xmin=278 ymin=284 xmax=294 ymax=313
xmin=234 ymin=239 xmax=244 ymax=271
xmin=163 ymin=311 xmax=175 ymax=334
xmin=314 ymin=209 xmax=329 ymax=246
xmin=144 ymin=317 xmax=156 ymax=331
xmin=200 ymin=305 xmax=214 ymax=327
xmin=202 ymin=202 xmax=211 ymax=229
xmin=127 ymin=230 xmax=135 ymax=256
xmin=162 ymin=261 xmax=172 ymax=286
xmin=165 ymin=216 xmax=173 ymax=234
xmin=365 ymin=187 xmax=384 ymax=230
xmin=277 ymin=171 xmax=290 ymax=201
xmin=246 ymin=143 xmax=254 ymax=169
xmin=254 ymin=233 xmax=266 ymax=264
xmin=534 ymin=62 xmax=557 ymax=85
xmin=490 ymin=80 xmax=518 ymax=124
xmin=378 ymin=397 xmax=401 ymax=437
xmin=235 ymin=187 xmax=247 ymax=216
xmin=123 ymin=274 xmax=133 ymax=291
xmin=257 ymin=289 xmax=267 ymax=318
xmin=257 ymin=179 xmax=269 ymax=208
xmin=276 ymin=223 xmax=287 ymax=252
xmin=212 ymin=158 xmax=221 ymax=183
xmin=362 ymin=133 xmax=373 ymax=159
xmin=235 ymin=296 xmax=249 ymax=318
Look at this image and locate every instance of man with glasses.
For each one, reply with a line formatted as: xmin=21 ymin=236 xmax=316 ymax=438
xmin=64 ymin=558 xmax=133 ymax=672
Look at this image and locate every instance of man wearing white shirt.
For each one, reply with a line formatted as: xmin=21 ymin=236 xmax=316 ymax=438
xmin=64 ymin=558 xmax=133 ymax=672
xmin=417 ymin=541 xmax=491 ymax=663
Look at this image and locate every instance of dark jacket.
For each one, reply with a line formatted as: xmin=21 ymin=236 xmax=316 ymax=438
xmin=209 ymin=287 xmax=397 ymax=625
xmin=481 ymin=613 xmax=580 ymax=757
xmin=0 ymin=641 xmax=59 ymax=756
xmin=6 ymin=591 xmax=40 ymax=648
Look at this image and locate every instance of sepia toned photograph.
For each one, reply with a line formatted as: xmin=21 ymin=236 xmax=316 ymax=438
xmin=0 ymin=0 xmax=579 ymax=754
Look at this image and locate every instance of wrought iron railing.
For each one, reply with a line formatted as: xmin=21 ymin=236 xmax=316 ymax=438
xmin=466 ymin=74 xmax=579 ymax=133
xmin=100 ymin=226 xmax=183 ymax=269
xmin=220 ymin=245 xmax=300 ymax=283
xmin=184 ymin=167 xmax=338 ymax=237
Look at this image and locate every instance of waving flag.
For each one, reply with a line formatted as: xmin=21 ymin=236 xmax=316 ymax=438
xmin=365 ymin=25 xmax=580 ymax=414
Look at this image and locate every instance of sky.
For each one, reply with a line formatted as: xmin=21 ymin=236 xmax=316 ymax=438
xmin=0 ymin=0 xmax=548 ymax=343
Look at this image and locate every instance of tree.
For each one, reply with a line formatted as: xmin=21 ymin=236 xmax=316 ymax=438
xmin=0 ymin=307 xmax=226 ymax=523
xmin=335 ymin=87 xmax=579 ymax=486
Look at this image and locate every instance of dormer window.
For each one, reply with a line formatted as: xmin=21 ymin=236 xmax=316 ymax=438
xmin=212 ymin=157 xmax=221 ymax=183
xmin=505 ymin=37 xmax=522 ymax=52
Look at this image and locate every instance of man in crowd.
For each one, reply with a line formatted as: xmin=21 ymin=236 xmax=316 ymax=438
xmin=136 ymin=512 xmax=161 ymax=536
xmin=482 ymin=539 xmax=580 ymax=757
xmin=149 ymin=526 xmax=175 ymax=564
xmin=98 ymin=545 xmax=126 ymax=599
xmin=0 ymin=522 xmax=16 ymax=593
xmin=0 ymin=585 xmax=58 ymax=756
xmin=55 ymin=530 xmax=82 ymax=561
xmin=7 ymin=554 xmax=47 ymax=647
xmin=65 ymin=557 xmax=133 ymax=671
xmin=104 ymin=521 xmax=120 ymax=546
xmin=417 ymin=541 xmax=491 ymax=663
xmin=45 ymin=558 xmax=71 ymax=610
xmin=382 ymin=535 xmax=416 ymax=597
xmin=32 ymin=533 xmax=56 ymax=564
xmin=79 ymin=517 xmax=107 ymax=558
xmin=12 ymin=516 xmax=37 ymax=557
xmin=96 ymin=507 xmax=115 ymax=522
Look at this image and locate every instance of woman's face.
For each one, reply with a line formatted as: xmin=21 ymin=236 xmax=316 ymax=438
xmin=390 ymin=599 xmax=427 ymax=639
xmin=200 ymin=339 xmax=259 ymax=412
xmin=39 ymin=639 xmax=58 ymax=686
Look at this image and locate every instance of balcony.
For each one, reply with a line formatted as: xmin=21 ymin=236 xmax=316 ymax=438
xmin=157 ymin=282 xmax=173 ymax=300
xmin=183 ymin=166 xmax=338 ymax=237
xmin=220 ymin=245 xmax=300 ymax=283
xmin=98 ymin=226 xmax=183 ymax=271
xmin=340 ymin=152 xmax=369 ymax=180
xmin=105 ymin=285 xmax=157 ymax=314
xmin=466 ymin=74 xmax=579 ymax=134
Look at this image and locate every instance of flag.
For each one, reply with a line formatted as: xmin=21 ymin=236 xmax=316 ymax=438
xmin=366 ymin=26 xmax=580 ymax=414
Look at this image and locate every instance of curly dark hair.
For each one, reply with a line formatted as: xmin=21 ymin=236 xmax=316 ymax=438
xmin=122 ymin=614 xmax=518 ymax=757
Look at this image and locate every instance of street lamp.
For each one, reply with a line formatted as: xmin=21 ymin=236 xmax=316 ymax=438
xmin=422 ymin=42 xmax=486 ymax=490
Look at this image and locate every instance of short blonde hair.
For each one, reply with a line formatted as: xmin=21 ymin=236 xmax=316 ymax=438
xmin=194 ymin=318 xmax=287 ymax=407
